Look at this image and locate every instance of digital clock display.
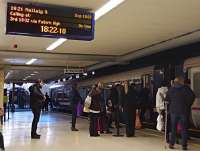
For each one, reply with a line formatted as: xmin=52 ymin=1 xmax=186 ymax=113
xmin=6 ymin=3 xmax=95 ymax=40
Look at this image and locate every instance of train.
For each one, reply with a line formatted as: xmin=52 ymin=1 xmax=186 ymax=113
xmin=49 ymin=43 xmax=200 ymax=137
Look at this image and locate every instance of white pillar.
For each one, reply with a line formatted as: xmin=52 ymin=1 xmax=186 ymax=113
xmin=0 ymin=69 xmax=4 ymax=108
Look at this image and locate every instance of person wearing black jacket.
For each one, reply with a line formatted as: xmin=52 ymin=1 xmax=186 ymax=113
xmin=70 ymin=83 xmax=83 ymax=131
xmin=29 ymin=79 xmax=45 ymax=139
xmin=166 ymin=77 xmax=195 ymax=150
xmin=123 ymin=82 xmax=137 ymax=137
xmin=0 ymin=108 xmax=5 ymax=150
xmin=89 ymin=84 xmax=102 ymax=137
xmin=109 ymin=84 xmax=120 ymax=128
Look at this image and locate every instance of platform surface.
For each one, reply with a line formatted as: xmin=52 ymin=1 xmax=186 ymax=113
xmin=2 ymin=112 xmax=200 ymax=151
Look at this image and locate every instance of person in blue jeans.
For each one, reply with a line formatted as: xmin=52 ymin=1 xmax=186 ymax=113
xmin=166 ymin=77 xmax=195 ymax=150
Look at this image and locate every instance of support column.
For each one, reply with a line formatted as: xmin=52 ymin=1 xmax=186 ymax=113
xmin=0 ymin=69 xmax=4 ymax=124
xmin=11 ymin=83 xmax=15 ymax=112
xmin=0 ymin=69 xmax=4 ymax=109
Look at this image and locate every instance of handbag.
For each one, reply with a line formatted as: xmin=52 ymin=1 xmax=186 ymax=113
xmin=83 ymin=95 xmax=91 ymax=113
xmin=135 ymin=110 xmax=142 ymax=129
xmin=156 ymin=114 xmax=164 ymax=131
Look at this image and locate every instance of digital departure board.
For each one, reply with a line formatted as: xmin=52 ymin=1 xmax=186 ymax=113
xmin=6 ymin=3 xmax=95 ymax=40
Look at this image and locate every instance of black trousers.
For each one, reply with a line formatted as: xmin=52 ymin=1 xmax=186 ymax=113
xmin=71 ymin=104 xmax=77 ymax=128
xmin=106 ymin=113 xmax=112 ymax=131
xmin=89 ymin=113 xmax=99 ymax=136
xmin=125 ymin=109 xmax=136 ymax=137
xmin=0 ymin=132 xmax=4 ymax=150
xmin=31 ymin=106 xmax=41 ymax=135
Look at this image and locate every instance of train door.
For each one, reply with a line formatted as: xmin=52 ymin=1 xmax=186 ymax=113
xmin=141 ymin=74 xmax=155 ymax=124
xmin=188 ymin=67 xmax=200 ymax=129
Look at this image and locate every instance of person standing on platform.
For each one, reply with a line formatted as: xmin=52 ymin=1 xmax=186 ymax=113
xmin=89 ymin=84 xmax=102 ymax=137
xmin=123 ymin=82 xmax=137 ymax=137
xmin=139 ymin=85 xmax=150 ymax=123
xmin=156 ymin=81 xmax=169 ymax=140
xmin=166 ymin=77 xmax=195 ymax=150
xmin=70 ymin=82 xmax=83 ymax=131
xmin=0 ymin=108 xmax=5 ymax=151
xmin=29 ymin=79 xmax=45 ymax=139
xmin=109 ymin=84 xmax=119 ymax=128
xmin=44 ymin=93 xmax=50 ymax=112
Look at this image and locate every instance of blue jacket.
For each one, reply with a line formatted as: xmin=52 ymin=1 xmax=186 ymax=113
xmin=166 ymin=84 xmax=195 ymax=116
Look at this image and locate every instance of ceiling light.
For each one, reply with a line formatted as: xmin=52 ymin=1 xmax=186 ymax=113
xmin=34 ymin=71 xmax=39 ymax=74
xmin=30 ymin=73 xmax=36 ymax=76
xmin=26 ymin=58 xmax=37 ymax=65
xmin=46 ymin=38 xmax=67 ymax=51
xmin=49 ymin=84 xmax=63 ymax=89
xmin=83 ymin=73 xmax=88 ymax=76
xmin=76 ymin=74 xmax=80 ymax=79
xmin=92 ymin=71 xmax=95 ymax=75
xmin=95 ymin=0 xmax=125 ymax=20
xmin=5 ymin=71 xmax=13 ymax=80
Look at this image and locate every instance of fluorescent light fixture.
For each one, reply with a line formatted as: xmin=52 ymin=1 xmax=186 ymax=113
xmin=92 ymin=71 xmax=95 ymax=75
xmin=5 ymin=71 xmax=13 ymax=80
xmin=49 ymin=84 xmax=63 ymax=89
xmin=26 ymin=58 xmax=37 ymax=65
xmin=76 ymin=74 xmax=80 ymax=79
xmin=30 ymin=73 xmax=36 ymax=76
xmin=46 ymin=38 xmax=67 ymax=51
xmin=33 ymin=71 xmax=39 ymax=74
xmin=83 ymin=73 xmax=88 ymax=76
xmin=95 ymin=0 xmax=125 ymax=20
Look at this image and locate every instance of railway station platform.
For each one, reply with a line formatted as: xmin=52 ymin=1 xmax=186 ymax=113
xmin=2 ymin=112 xmax=200 ymax=151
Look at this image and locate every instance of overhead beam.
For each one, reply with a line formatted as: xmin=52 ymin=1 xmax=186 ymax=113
xmin=6 ymin=65 xmax=67 ymax=71
xmin=0 ymin=50 xmax=119 ymax=62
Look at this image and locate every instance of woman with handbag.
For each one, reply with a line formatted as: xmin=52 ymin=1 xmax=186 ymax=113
xmin=88 ymin=83 xmax=102 ymax=137
xmin=123 ymin=82 xmax=137 ymax=137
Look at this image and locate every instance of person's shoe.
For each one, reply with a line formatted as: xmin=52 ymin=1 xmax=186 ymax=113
xmin=169 ymin=144 xmax=174 ymax=149
xmin=71 ymin=127 xmax=79 ymax=131
xmin=100 ymin=131 xmax=104 ymax=134
xmin=126 ymin=134 xmax=135 ymax=137
xmin=31 ymin=134 xmax=40 ymax=139
xmin=94 ymin=134 xmax=100 ymax=137
xmin=182 ymin=146 xmax=188 ymax=150
xmin=35 ymin=134 xmax=41 ymax=137
xmin=106 ymin=131 xmax=112 ymax=134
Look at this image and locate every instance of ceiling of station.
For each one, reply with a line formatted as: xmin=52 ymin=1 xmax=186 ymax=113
xmin=1 ymin=0 xmax=200 ymax=82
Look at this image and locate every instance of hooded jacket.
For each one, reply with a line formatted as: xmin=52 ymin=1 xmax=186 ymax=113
xmin=166 ymin=84 xmax=195 ymax=116
xmin=156 ymin=86 xmax=168 ymax=112
xmin=29 ymin=84 xmax=44 ymax=108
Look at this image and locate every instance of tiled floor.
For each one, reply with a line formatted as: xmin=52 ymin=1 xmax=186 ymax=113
xmin=1 ymin=112 xmax=200 ymax=151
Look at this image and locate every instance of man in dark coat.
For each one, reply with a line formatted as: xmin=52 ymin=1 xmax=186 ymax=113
xmin=109 ymin=85 xmax=119 ymax=128
xmin=70 ymin=83 xmax=83 ymax=131
xmin=166 ymin=77 xmax=195 ymax=150
xmin=123 ymin=83 xmax=137 ymax=137
xmin=29 ymin=79 xmax=45 ymax=139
